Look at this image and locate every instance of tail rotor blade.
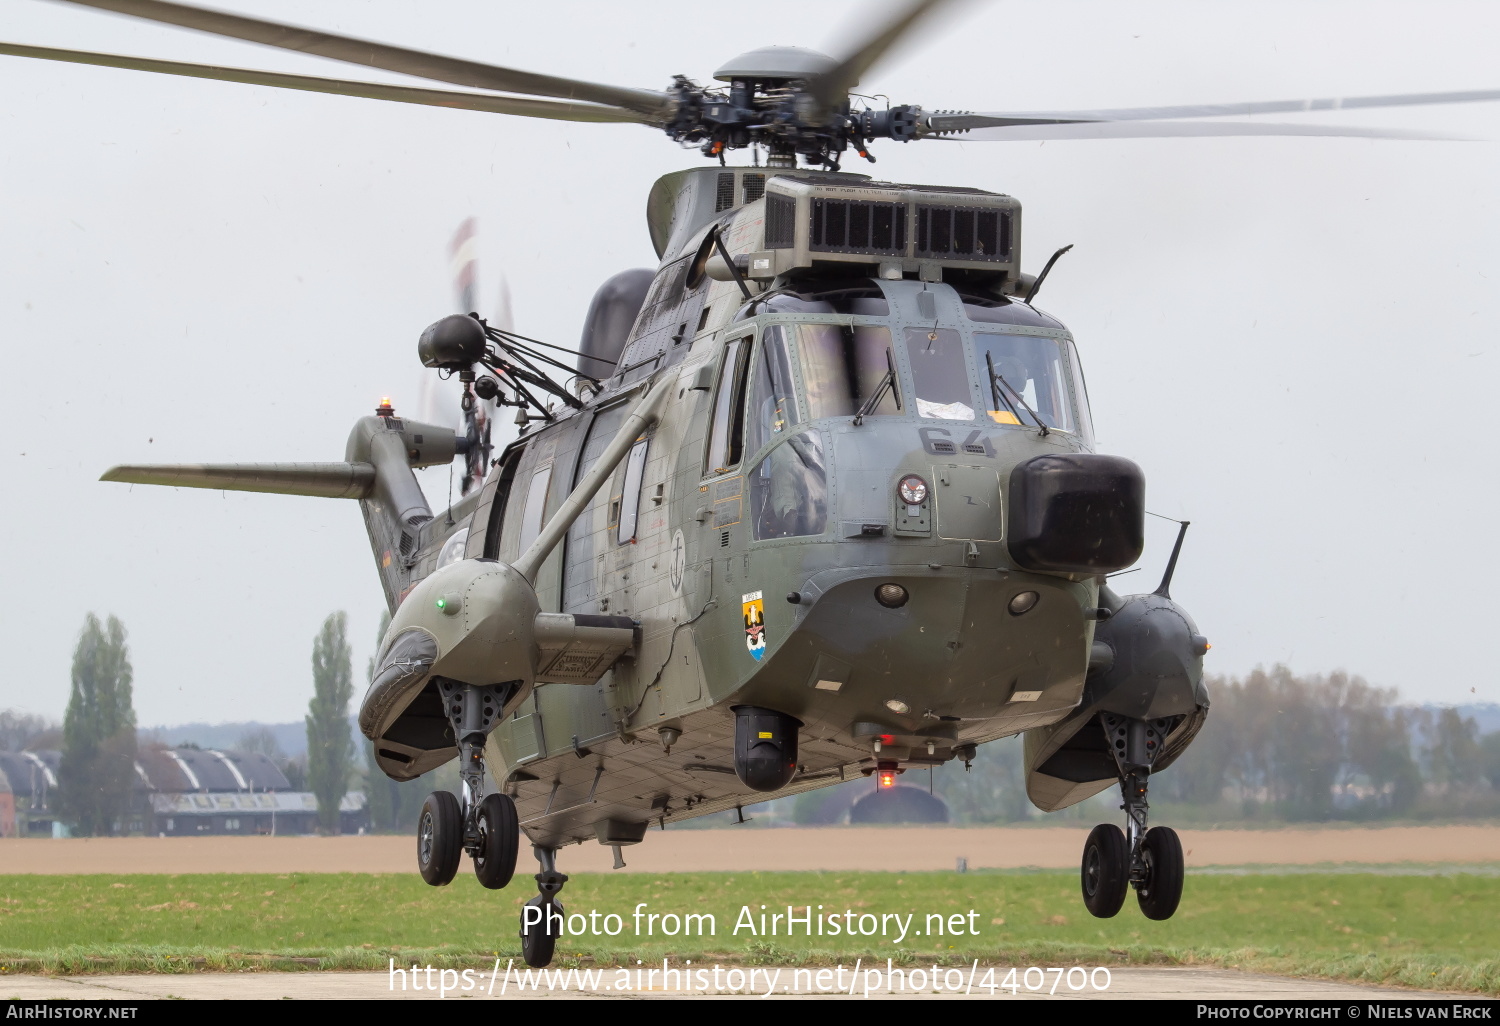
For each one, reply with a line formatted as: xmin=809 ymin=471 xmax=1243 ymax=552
xmin=450 ymin=218 xmax=479 ymax=315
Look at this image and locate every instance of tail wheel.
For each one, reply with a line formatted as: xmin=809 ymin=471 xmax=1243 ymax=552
xmin=473 ymin=793 xmax=519 ymax=890
xmin=1080 ymin=823 xmax=1129 ymax=918
xmin=520 ymin=895 xmax=563 ymax=968
xmin=416 ymin=790 xmax=462 ymax=886
xmin=1137 ymin=826 xmax=1185 ymax=921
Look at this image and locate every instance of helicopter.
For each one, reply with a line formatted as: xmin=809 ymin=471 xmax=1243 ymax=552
xmin=10 ymin=0 xmax=1500 ymax=970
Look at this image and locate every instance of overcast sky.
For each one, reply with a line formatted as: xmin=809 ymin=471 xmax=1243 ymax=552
xmin=2 ymin=0 xmax=1497 ymax=728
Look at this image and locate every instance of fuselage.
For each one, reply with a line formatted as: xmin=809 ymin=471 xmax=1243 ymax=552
xmin=392 ymin=181 xmax=1115 ymax=845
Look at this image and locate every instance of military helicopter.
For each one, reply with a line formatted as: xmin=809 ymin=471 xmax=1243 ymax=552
xmin=11 ymin=0 xmax=1500 ymax=969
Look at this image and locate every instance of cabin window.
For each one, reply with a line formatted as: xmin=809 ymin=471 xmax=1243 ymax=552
xmin=705 ymin=337 xmax=751 ymax=475
xmin=905 ymin=327 xmax=974 ymax=421
xmin=517 ymin=465 xmax=553 ymax=554
xmin=749 ymin=431 xmax=828 ymax=540
xmin=744 ymin=327 xmax=804 ymax=459
xmin=795 ymin=324 xmax=899 ymax=420
xmin=973 ymin=332 xmax=1081 ymax=434
xmin=616 ymin=438 xmax=649 ymax=544
xmin=482 ymin=445 xmax=526 ymax=560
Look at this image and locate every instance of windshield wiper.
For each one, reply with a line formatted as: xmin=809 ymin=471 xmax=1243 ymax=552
xmin=853 ymin=350 xmax=901 ymax=426
xmin=986 ymin=352 xmax=1048 ymax=437
xmin=985 ymin=351 xmax=1017 ymax=421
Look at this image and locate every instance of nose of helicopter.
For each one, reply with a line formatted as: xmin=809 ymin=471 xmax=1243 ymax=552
xmin=815 ymin=417 xmax=1066 ymax=568
xmin=724 ymin=418 xmax=1144 ymax=742
xmin=745 ymin=562 xmax=1096 ymax=749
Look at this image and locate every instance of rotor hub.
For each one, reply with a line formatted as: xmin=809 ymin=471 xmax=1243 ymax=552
xmin=713 ymin=46 xmax=839 ymax=84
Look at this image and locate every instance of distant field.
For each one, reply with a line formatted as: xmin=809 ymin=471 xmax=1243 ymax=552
xmin=1 ymin=871 xmax=1496 ymax=994
xmin=5 ymin=824 xmax=1500 ymax=874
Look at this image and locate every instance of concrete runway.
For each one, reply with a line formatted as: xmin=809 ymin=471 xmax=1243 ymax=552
xmin=1 ymin=968 xmax=1451 ymax=1000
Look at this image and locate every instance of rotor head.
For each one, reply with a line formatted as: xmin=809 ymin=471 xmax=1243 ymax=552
xmin=713 ymin=46 xmax=838 ymax=84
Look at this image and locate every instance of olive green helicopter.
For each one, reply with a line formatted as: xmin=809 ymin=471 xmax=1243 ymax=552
xmin=11 ymin=0 xmax=1500 ymax=969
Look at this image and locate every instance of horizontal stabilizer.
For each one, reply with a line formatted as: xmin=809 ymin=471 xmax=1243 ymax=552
xmin=100 ymin=462 xmax=374 ymax=499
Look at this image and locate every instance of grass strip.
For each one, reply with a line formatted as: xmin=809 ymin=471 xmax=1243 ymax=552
xmin=0 ymin=870 xmax=1494 ymax=994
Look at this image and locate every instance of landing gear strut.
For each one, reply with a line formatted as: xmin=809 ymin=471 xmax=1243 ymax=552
xmin=520 ymin=845 xmax=568 ymax=968
xmin=415 ymin=680 xmax=519 ymax=889
xmin=1081 ymin=713 xmax=1184 ymax=920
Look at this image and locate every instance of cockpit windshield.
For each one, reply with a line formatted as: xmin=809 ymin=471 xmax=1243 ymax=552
xmin=973 ymin=332 xmax=1088 ymax=436
xmin=778 ymin=323 xmax=901 ymax=421
xmin=905 ymin=327 xmax=974 ymax=421
xmin=743 ymin=306 xmax=1093 ymax=444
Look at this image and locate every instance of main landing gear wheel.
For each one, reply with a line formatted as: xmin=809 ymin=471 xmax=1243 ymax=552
xmin=520 ymin=895 xmax=564 ymax=968
xmin=472 ymin=792 xmax=519 ymax=890
xmin=1136 ymin=826 xmax=1184 ymax=921
xmin=416 ymin=790 xmax=462 ymax=886
xmin=1080 ymin=823 xmax=1129 ymax=918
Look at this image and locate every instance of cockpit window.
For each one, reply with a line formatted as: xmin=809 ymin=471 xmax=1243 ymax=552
xmin=973 ymin=332 xmax=1083 ymax=435
xmin=794 ymin=324 xmax=900 ymax=420
xmin=904 ymin=327 xmax=974 ymax=421
xmin=705 ymin=337 xmax=751 ymax=476
xmin=749 ymin=430 xmax=828 ymax=540
xmin=745 ymin=327 xmax=804 ymax=458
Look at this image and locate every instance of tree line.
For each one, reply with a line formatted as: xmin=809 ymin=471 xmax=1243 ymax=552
xmin=930 ymin=666 xmax=1500 ymax=825
xmin=11 ymin=618 xmax=1499 ymax=833
xmin=5 ymin=611 xmax=364 ymax=836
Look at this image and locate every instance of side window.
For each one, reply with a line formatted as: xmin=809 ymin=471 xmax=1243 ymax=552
xmin=517 ymin=465 xmax=553 ymax=554
xmin=744 ymin=326 xmax=803 ymax=459
xmin=1065 ymin=338 xmax=1096 ymax=445
xmin=480 ymin=445 xmax=525 ymax=559
xmin=616 ymin=438 xmax=650 ymax=544
xmin=749 ymin=431 xmax=829 ymax=540
xmin=704 ymin=336 xmax=751 ymax=476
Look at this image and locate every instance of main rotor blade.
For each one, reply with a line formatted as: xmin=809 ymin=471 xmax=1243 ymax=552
xmin=0 ymin=43 xmax=651 ymax=124
xmin=809 ymin=0 xmax=955 ymax=107
xmin=47 ymin=0 xmax=671 ymax=118
xmin=927 ymin=87 xmax=1500 ymax=133
xmin=933 ymin=121 xmax=1461 ymax=142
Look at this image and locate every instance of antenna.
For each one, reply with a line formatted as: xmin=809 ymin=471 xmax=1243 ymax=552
xmin=1154 ymin=519 xmax=1191 ymax=599
xmin=1023 ymin=243 xmax=1074 ymax=304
